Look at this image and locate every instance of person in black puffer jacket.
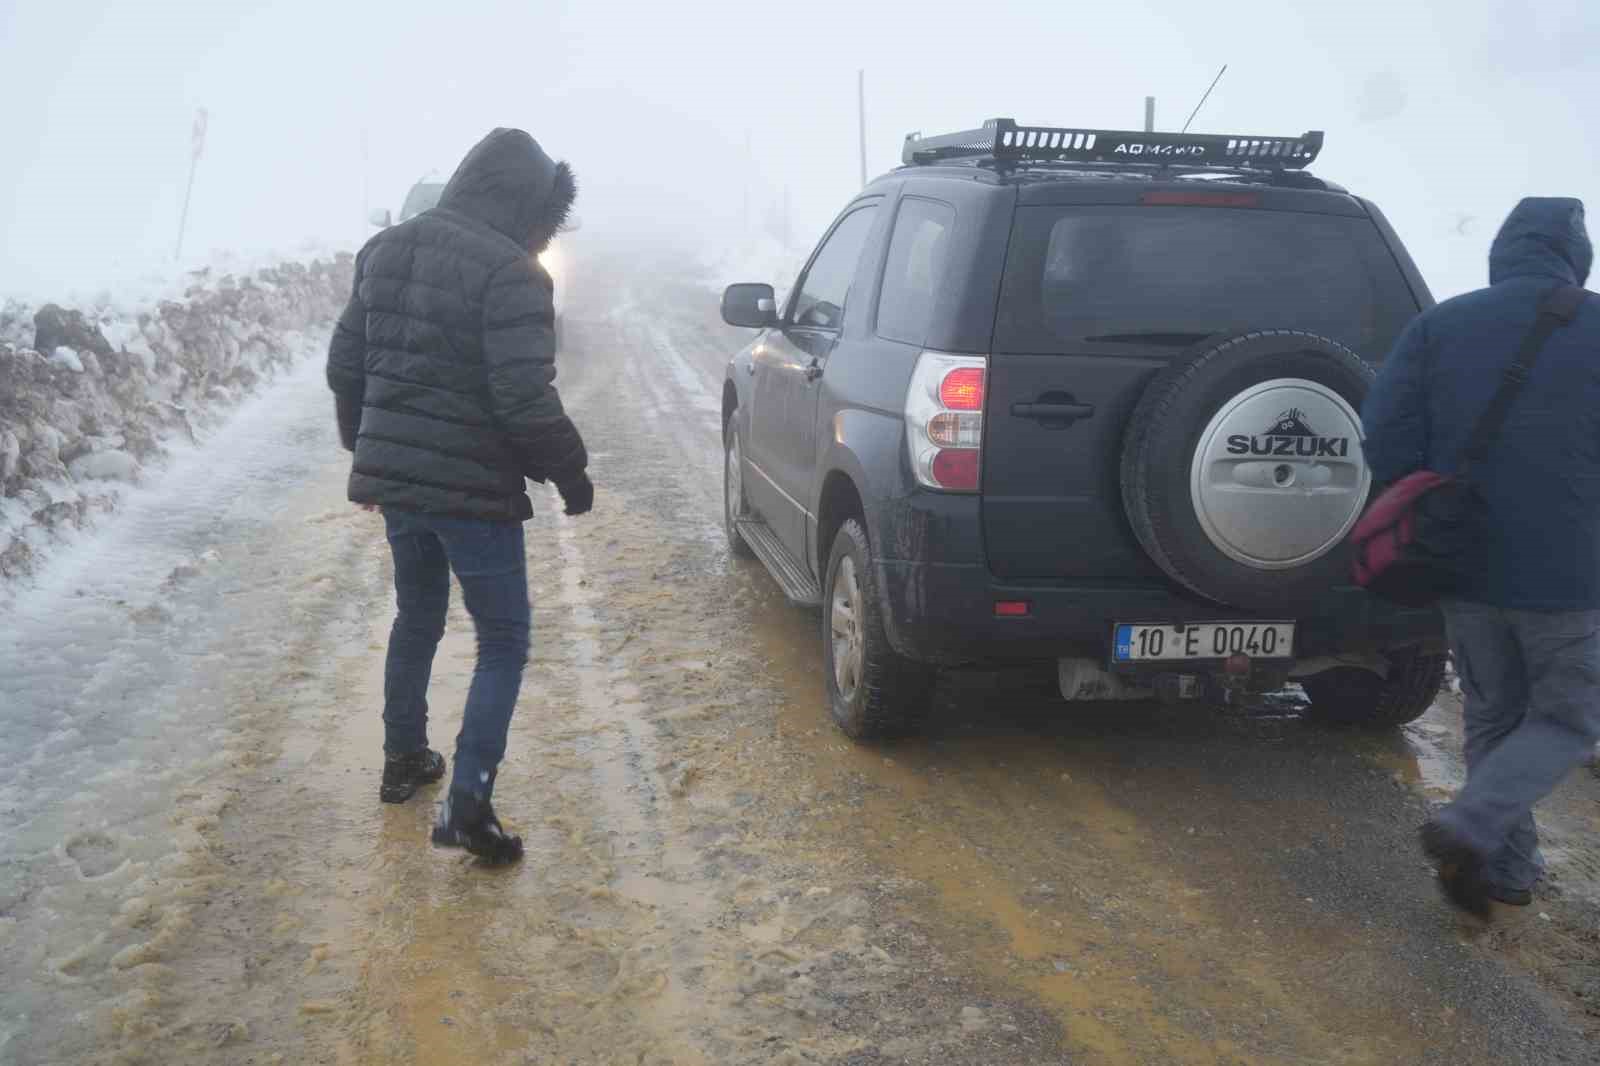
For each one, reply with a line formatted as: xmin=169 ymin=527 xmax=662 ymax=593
xmin=327 ymin=127 xmax=591 ymax=864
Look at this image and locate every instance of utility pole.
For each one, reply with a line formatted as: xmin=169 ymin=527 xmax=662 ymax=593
xmin=175 ymin=106 xmax=208 ymax=261
xmin=1144 ymin=96 xmax=1155 ymax=133
xmin=359 ymin=126 xmax=369 ymax=239
xmin=743 ymin=128 xmax=751 ymax=237
xmin=858 ymin=69 xmax=868 ymax=187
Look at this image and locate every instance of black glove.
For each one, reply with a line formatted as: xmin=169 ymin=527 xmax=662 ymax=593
xmin=334 ymin=389 xmax=362 ymax=452
xmin=557 ymin=472 xmax=593 ymax=516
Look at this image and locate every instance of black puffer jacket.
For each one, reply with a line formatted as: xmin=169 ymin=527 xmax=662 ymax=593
xmin=326 ymin=128 xmax=587 ymax=521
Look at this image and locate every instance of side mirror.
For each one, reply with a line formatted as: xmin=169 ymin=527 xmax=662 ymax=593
xmin=560 ymin=215 xmax=582 ymax=233
xmin=368 ymin=208 xmax=392 ymax=228
xmin=721 ymin=283 xmax=778 ymax=329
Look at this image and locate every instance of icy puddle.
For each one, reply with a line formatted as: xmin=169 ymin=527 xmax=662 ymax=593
xmin=0 ymin=347 xmax=360 ymax=1061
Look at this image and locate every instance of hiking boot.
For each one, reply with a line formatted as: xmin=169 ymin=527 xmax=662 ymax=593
xmin=1420 ymin=819 xmax=1492 ymax=920
xmin=379 ymin=748 xmax=446 ymax=804
xmin=431 ymin=789 xmax=523 ymax=865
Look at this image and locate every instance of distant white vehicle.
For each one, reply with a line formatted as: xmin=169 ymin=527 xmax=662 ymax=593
xmin=369 ymin=178 xmax=577 ymax=322
xmin=368 ymin=179 xmax=446 ymax=228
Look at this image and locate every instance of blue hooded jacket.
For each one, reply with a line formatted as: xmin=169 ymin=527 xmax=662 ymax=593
xmin=1361 ymin=197 xmax=1599 ymax=610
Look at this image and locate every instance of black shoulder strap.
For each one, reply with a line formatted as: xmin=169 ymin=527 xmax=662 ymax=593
xmin=1462 ymin=285 xmax=1588 ymax=464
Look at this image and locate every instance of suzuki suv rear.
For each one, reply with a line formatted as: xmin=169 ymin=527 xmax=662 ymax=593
xmin=719 ymin=119 xmax=1446 ymax=739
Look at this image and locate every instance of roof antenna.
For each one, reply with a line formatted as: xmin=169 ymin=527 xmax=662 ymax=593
xmin=1181 ymin=64 xmax=1228 ymax=134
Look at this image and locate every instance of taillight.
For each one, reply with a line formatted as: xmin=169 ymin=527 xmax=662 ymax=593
xmin=927 ymin=412 xmax=982 ymax=448
xmin=906 ymin=351 xmax=987 ymax=492
xmin=939 ymin=367 xmax=985 ymax=410
xmin=930 ymin=448 xmax=979 ymax=489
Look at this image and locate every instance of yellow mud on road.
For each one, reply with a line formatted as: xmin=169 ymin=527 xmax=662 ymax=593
xmin=22 ymin=251 xmax=1600 ymax=1066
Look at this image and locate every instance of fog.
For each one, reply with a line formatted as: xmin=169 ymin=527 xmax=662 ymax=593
xmin=1 ymin=0 xmax=1596 ymax=300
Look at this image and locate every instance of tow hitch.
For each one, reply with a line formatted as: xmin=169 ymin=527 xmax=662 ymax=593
xmin=1148 ymin=659 xmax=1306 ymax=738
xmin=1059 ymin=656 xmax=1306 ymax=736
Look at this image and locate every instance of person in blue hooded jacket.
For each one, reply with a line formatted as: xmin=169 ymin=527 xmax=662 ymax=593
xmin=1363 ymin=197 xmax=1600 ymax=918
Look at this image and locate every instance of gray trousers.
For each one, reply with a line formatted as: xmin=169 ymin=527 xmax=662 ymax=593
xmin=1439 ymin=600 xmax=1600 ymax=891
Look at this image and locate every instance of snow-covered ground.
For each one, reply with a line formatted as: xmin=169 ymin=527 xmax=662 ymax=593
xmin=0 ymin=253 xmax=354 ymax=598
xmin=0 ymin=348 xmax=351 ymax=1059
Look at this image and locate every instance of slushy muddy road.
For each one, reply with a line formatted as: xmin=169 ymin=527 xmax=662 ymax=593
xmin=7 ymin=247 xmax=1600 ymax=1066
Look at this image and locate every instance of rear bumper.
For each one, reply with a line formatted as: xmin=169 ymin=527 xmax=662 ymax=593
xmin=876 ymin=558 xmax=1446 ymax=667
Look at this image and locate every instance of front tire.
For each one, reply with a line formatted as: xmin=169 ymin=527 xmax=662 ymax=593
xmin=724 ymin=420 xmax=754 ymax=559
xmin=822 ymin=519 xmax=936 ymax=739
xmin=1301 ymin=651 xmax=1447 ymax=730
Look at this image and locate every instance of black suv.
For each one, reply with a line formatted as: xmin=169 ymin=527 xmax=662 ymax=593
xmin=719 ymin=119 xmax=1445 ymax=739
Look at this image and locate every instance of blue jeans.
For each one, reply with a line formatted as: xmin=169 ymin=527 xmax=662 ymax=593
xmin=1439 ymin=600 xmax=1600 ymax=892
xmin=382 ymin=509 xmax=530 ymax=799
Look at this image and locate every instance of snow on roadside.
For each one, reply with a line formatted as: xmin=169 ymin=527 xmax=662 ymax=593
xmin=0 ymin=253 xmax=354 ymax=594
xmin=0 ymin=242 xmax=354 ymax=315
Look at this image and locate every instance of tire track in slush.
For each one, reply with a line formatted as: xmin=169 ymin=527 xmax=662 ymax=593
xmin=540 ymin=303 xmax=745 ymax=1058
xmin=617 ymin=316 xmax=724 ymax=516
xmin=530 ymin=297 xmax=908 ymax=1063
xmin=548 ymin=510 xmax=722 ymax=1057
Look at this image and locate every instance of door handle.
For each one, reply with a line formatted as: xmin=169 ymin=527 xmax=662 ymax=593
xmin=804 ymin=359 xmax=824 ymax=383
xmin=745 ymin=361 xmax=756 ymax=376
xmin=1012 ymin=401 xmax=1094 ymax=421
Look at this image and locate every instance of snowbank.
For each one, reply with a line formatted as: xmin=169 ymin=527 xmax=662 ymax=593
xmin=0 ymin=242 xmax=355 ymax=312
xmin=0 ymin=254 xmax=354 ymax=586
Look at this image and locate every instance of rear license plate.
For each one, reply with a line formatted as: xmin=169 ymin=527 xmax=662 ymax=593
xmin=1112 ymin=621 xmax=1295 ymax=663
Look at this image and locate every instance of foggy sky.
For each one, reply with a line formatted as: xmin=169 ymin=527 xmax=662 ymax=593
xmin=1 ymin=0 xmax=1597 ymax=301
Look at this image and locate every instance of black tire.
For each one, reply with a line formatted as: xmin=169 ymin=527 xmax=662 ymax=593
xmin=723 ymin=419 xmax=754 ymax=559
xmin=1301 ymin=651 xmax=1448 ymax=730
xmin=822 ymin=519 xmax=936 ymax=740
xmin=1121 ymin=331 xmax=1375 ymax=611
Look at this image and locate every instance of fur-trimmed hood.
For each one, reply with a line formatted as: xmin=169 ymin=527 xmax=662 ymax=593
xmin=439 ymin=127 xmax=576 ymax=252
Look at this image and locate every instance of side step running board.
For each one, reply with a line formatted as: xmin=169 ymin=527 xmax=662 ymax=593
xmin=737 ymin=518 xmax=822 ymax=607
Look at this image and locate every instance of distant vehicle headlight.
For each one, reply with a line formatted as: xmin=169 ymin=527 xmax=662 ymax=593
xmin=537 ymin=244 xmax=562 ymax=280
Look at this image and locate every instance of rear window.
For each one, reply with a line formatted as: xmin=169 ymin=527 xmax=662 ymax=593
xmin=994 ymin=205 xmax=1419 ymax=360
xmin=877 ymin=197 xmax=956 ymax=347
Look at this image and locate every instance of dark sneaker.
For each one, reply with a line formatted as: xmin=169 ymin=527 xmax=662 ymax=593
xmin=431 ymin=790 xmax=523 ymax=865
xmin=1484 ymin=883 xmax=1533 ymax=907
xmin=1420 ymin=820 xmax=1492 ymax=920
xmin=379 ymin=749 xmax=446 ymax=804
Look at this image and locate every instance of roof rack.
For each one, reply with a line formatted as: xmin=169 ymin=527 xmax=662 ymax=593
xmin=902 ymin=118 xmax=1324 ymax=172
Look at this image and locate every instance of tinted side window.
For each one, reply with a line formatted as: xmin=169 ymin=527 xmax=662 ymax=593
xmin=994 ymin=206 xmax=1419 ymax=360
xmin=877 ymin=198 xmax=956 ymax=347
xmin=791 ymin=207 xmax=878 ymax=330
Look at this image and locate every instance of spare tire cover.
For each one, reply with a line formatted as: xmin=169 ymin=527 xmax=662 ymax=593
xmin=1121 ymin=330 xmax=1374 ymax=610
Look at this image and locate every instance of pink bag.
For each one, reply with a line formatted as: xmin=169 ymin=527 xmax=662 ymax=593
xmin=1349 ymin=471 xmax=1474 ymax=607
